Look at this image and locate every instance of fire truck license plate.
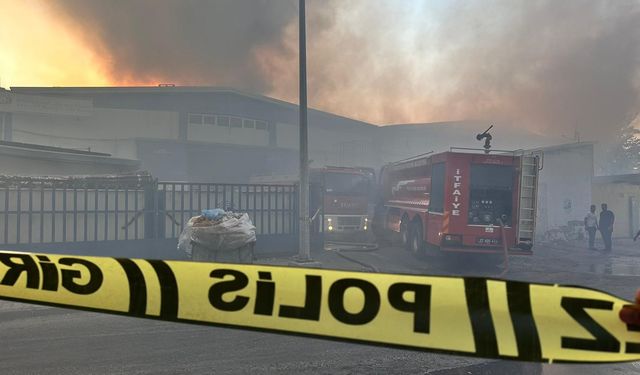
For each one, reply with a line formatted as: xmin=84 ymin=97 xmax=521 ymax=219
xmin=476 ymin=238 xmax=501 ymax=245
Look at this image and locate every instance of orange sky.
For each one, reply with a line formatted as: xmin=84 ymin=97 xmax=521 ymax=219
xmin=0 ymin=0 xmax=108 ymax=88
xmin=1 ymin=0 xmax=637 ymax=139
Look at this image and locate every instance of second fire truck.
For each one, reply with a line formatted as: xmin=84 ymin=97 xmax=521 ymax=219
xmin=376 ymin=150 xmax=540 ymax=256
xmin=310 ymin=166 xmax=375 ymax=238
xmin=251 ymin=166 xmax=375 ymax=239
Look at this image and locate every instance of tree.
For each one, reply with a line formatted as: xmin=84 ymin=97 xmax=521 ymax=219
xmin=605 ymin=114 xmax=640 ymax=175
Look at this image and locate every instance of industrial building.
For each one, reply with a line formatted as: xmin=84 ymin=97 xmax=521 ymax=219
xmin=593 ymin=174 xmax=640 ymax=238
xmin=0 ymin=90 xmax=140 ymax=175
xmin=7 ymin=85 xmax=628 ymax=239
xmin=529 ymin=142 xmax=595 ymax=239
xmin=4 ymin=86 xmax=553 ymax=182
xmin=5 ymin=87 xmax=375 ymax=182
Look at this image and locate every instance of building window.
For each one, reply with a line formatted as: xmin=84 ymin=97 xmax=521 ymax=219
xmin=230 ymin=117 xmax=242 ymax=128
xmin=203 ymin=115 xmax=215 ymax=125
xmin=189 ymin=113 xmax=267 ymax=131
xmin=188 ymin=114 xmax=203 ymax=124
xmin=217 ymin=116 xmax=230 ymax=127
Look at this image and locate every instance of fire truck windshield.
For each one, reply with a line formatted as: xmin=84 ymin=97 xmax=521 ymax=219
xmin=324 ymin=172 xmax=370 ymax=195
xmin=468 ymin=164 xmax=515 ymax=226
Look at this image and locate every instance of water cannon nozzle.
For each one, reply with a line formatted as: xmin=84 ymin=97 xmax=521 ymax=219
xmin=476 ymin=125 xmax=494 ymax=153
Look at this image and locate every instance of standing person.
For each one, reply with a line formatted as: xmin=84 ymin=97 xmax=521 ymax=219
xmin=584 ymin=205 xmax=598 ymax=250
xmin=599 ymin=203 xmax=615 ymax=252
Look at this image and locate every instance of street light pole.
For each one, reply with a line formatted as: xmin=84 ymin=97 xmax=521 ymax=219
xmin=298 ymin=0 xmax=311 ymax=261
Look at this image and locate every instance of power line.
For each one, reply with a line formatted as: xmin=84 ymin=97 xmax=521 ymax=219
xmin=13 ymin=129 xmax=131 ymax=142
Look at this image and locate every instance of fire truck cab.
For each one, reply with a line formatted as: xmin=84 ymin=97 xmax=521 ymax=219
xmin=311 ymin=166 xmax=375 ymax=234
xmin=251 ymin=166 xmax=375 ymax=236
xmin=378 ymin=150 xmax=540 ymax=255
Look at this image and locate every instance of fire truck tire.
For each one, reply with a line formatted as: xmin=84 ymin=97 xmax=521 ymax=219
xmin=409 ymin=222 xmax=426 ymax=256
xmin=399 ymin=216 xmax=410 ymax=249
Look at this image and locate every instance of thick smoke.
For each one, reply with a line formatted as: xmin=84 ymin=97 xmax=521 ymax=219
xmin=426 ymin=0 xmax=640 ymax=140
xmin=50 ymin=0 xmax=640 ymax=140
xmin=49 ymin=0 xmax=298 ymax=92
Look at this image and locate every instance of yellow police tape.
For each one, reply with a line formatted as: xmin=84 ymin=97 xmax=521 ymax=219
xmin=0 ymin=250 xmax=638 ymax=364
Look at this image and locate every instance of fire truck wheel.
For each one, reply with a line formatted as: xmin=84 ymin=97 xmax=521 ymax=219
xmin=399 ymin=216 xmax=410 ymax=249
xmin=409 ymin=222 xmax=425 ymax=256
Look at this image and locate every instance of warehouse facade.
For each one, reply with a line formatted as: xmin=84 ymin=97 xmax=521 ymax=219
xmin=8 ymin=87 xmax=378 ymax=182
xmin=6 ymin=86 xmax=558 ymax=182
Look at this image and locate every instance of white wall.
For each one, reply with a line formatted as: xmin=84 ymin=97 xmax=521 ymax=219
xmin=0 ymin=152 xmax=139 ymax=176
xmin=276 ymin=123 xmax=298 ymax=149
xmin=11 ymin=108 xmax=179 ymax=159
xmin=276 ymin=122 xmax=376 ymax=169
xmin=592 ymin=183 xmax=640 ymax=238
xmin=534 ymin=144 xmax=594 ymax=237
xmin=187 ymin=121 xmax=269 ymax=146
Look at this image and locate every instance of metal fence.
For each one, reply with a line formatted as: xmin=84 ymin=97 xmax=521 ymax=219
xmin=0 ymin=186 xmax=147 ymax=244
xmin=0 ymin=176 xmax=299 ymax=247
xmin=155 ymin=182 xmax=298 ymax=239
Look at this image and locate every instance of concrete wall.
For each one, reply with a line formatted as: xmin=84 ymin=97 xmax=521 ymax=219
xmin=136 ymin=139 xmax=298 ymax=182
xmin=276 ymin=122 xmax=376 ymax=169
xmin=11 ymin=108 xmax=179 ymax=159
xmin=187 ymin=113 xmax=270 ymax=147
xmin=534 ymin=144 xmax=594 ymax=237
xmin=0 ymin=152 xmax=139 ymax=176
xmin=592 ymin=183 xmax=640 ymax=238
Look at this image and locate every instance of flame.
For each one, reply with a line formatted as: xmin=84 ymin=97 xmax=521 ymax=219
xmin=0 ymin=0 xmax=161 ymax=87
xmin=0 ymin=0 xmax=110 ymax=87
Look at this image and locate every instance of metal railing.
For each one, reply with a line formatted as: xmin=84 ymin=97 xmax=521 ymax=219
xmin=0 ymin=181 xmax=149 ymax=245
xmin=0 ymin=177 xmax=299 ymax=245
xmin=155 ymin=182 xmax=298 ymax=239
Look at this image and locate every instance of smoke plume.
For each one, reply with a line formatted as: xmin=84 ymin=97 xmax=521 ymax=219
xmin=49 ymin=0 xmax=297 ymax=92
xmin=49 ymin=0 xmax=640 ymax=140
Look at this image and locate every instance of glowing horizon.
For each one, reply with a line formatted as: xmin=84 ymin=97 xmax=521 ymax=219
xmin=0 ymin=0 xmax=637 ymax=138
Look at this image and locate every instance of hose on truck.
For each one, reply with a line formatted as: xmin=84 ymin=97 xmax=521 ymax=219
xmin=497 ymin=217 xmax=510 ymax=277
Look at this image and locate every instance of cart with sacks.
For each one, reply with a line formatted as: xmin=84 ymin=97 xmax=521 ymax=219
xmin=178 ymin=209 xmax=256 ymax=264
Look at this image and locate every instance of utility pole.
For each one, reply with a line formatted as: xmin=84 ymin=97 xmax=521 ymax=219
xmin=297 ymin=0 xmax=311 ymax=261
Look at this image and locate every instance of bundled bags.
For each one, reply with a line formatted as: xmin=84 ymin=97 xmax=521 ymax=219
xmin=178 ymin=211 xmax=256 ymax=259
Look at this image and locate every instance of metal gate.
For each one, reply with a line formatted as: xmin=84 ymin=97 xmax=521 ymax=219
xmin=0 ymin=175 xmax=300 ymax=258
xmin=154 ymin=182 xmax=297 ymax=239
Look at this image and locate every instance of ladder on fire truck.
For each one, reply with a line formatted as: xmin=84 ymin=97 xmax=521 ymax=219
xmin=517 ymin=153 xmax=542 ymax=244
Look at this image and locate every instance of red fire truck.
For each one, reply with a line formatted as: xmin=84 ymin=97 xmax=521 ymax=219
xmin=376 ymin=150 xmax=540 ymax=255
xmin=311 ymin=166 xmax=375 ymax=236
xmin=252 ymin=166 xmax=375 ymax=237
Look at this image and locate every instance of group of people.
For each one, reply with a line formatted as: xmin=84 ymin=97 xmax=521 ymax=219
xmin=584 ymin=203 xmax=615 ymax=252
xmin=584 ymin=204 xmax=640 ymax=329
xmin=583 ymin=206 xmax=640 ymax=328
